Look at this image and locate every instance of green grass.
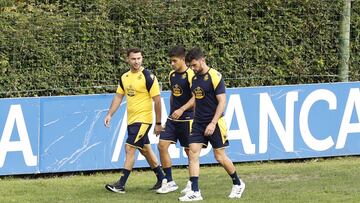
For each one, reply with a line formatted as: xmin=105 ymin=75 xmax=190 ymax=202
xmin=1 ymin=156 xmax=360 ymax=203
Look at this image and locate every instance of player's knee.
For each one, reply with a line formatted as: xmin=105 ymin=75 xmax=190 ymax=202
xmin=188 ymin=150 xmax=199 ymax=160
xmin=125 ymin=150 xmax=135 ymax=161
xmin=189 ymin=145 xmax=198 ymax=154
xmin=139 ymin=148 xmax=148 ymax=155
xmin=157 ymin=142 xmax=168 ymax=152
xmin=125 ymin=145 xmax=136 ymax=154
xmin=214 ymin=153 xmax=225 ymax=164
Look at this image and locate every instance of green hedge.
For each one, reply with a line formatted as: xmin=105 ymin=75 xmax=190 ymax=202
xmin=351 ymin=0 xmax=360 ymax=80
xmin=0 ymin=0 xmax=359 ymax=97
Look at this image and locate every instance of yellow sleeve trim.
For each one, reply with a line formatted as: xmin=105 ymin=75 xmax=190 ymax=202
xmin=169 ymin=70 xmax=175 ymax=85
xmin=116 ymin=85 xmax=124 ymax=94
xmin=187 ymin=68 xmax=195 ymax=87
xmin=210 ymin=69 xmax=222 ymax=90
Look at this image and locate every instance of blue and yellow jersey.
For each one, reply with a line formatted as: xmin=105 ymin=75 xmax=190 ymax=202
xmin=116 ymin=68 xmax=160 ymax=125
xmin=191 ymin=68 xmax=226 ymax=123
xmin=169 ymin=68 xmax=195 ymax=120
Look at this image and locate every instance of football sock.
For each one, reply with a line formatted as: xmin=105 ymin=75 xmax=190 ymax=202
xmin=190 ymin=176 xmax=199 ymax=192
xmin=119 ymin=169 xmax=131 ymax=187
xmin=230 ymin=171 xmax=241 ymax=185
xmin=153 ymin=165 xmax=165 ymax=181
xmin=163 ymin=167 xmax=173 ymax=182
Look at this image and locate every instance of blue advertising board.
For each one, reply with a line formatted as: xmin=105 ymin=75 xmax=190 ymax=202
xmin=0 ymin=98 xmax=40 ymax=175
xmin=0 ymin=82 xmax=359 ymax=175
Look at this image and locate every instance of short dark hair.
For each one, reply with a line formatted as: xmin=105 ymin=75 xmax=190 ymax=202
xmin=169 ymin=45 xmax=186 ymax=58
xmin=127 ymin=47 xmax=142 ymax=56
xmin=185 ymin=47 xmax=204 ymax=63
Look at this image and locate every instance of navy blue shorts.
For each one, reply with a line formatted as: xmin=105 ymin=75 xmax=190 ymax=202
xmin=159 ymin=118 xmax=192 ymax=148
xmin=189 ymin=117 xmax=229 ymax=149
xmin=126 ymin=122 xmax=151 ymax=149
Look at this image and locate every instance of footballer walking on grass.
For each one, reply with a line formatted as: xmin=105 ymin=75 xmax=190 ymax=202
xmin=104 ymin=48 xmax=167 ymax=194
xmin=156 ymin=45 xmax=195 ymax=194
xmin=178 ymin=47 xmax=245 ymax=201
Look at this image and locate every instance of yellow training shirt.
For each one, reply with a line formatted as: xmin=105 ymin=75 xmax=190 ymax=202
xmin=116 ymin=68 xmax=160 ymax=125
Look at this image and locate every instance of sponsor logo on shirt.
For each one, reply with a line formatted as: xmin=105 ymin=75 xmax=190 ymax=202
xmin=126 ymin=85 xmax=135 ymax=97
xmin=194 ymin=86 xmax=205 ymax=99
xmin=172 ymin=84 xmax=183 ymax=97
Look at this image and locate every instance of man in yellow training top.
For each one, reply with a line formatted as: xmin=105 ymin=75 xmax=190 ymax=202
xmin=104 ymin=47 xmax=166 ymax=193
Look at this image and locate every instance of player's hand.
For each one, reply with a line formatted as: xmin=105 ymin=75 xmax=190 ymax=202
xmin=104 ymin=114 xmax=111 ymax=128
xmin=154 ymin=124 xmax=162 ymax=136
xmin=171 ymin=108 xmax=185 ymax=120
xmin=204 ymin=122 xmax=216 ymax=136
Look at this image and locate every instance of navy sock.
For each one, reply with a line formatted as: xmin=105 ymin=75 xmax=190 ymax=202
xmin=152 ymin=165 xmax=165 ymax=181
xmin=230 ymin=171 xmax=241 ymax=185
xmin=190 ymin=176 xmax=199 ymax=191
xmin=119 ymin=169 xmax=131 ymax=187
xmin=163 ymin=167 xmax=173 ymax=182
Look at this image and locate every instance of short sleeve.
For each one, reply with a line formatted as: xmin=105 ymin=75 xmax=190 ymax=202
xmin=143 ymin=69 xmax=160 ymax=97
xmin=116 ymin=78 xmax=125 ymax=94
xmin=149 ymin=76 xmax=160 ymax=97
xmin=210 ymin=69 xmax=225 ymax=95
xmin=214 ymin=78 xmax=225 ymax=95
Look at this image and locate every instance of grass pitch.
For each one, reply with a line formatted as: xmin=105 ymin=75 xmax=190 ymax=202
xmin=1 ymin=156 xmax=360 ymax=203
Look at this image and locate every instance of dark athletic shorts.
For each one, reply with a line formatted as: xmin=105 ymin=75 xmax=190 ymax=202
xmin=159 ymin=118 xmax=192 ymax=148
xmin=189 ymin=117 xmax=229 ymax=149
xmin=126 ymin=122 xmax=151 ymax=149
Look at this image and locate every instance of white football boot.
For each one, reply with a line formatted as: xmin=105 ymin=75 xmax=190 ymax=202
xmin=179 ymin=190 xmax=203 ymax=201
xmin=228 ymin=179 xmax=246 ymax=198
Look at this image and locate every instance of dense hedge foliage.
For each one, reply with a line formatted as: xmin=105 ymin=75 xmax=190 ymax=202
xmin=0 ymin=0 xmax=359 ymax=97
xmin=351 ymin=0 xmax=360 ymax=80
